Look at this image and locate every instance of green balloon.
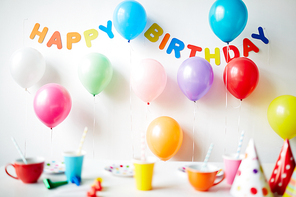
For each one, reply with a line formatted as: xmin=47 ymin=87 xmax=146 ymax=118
xmin=78 ymin=53 xmax=113 ymax=96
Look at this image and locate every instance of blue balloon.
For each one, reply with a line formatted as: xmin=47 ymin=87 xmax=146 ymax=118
xmin=113 ymin=1 xmax=147 ymax=41
xmin=209 ymin=0 xmax=248 ymax=43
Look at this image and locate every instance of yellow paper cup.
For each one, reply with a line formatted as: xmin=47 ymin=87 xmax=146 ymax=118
xmin=133 ymin=158 xmax=156 ymax=191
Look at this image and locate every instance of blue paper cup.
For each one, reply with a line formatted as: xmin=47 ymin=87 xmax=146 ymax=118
xmin=63 ymin=151 xmax=86 ymax=183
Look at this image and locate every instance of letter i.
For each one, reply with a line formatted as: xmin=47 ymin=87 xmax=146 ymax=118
xmin=159 ymin=33 xmax=170 ymax=50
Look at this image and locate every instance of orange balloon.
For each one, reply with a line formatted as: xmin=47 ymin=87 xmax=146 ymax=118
xmin=146 ymin=116 xmax=183 ymax=161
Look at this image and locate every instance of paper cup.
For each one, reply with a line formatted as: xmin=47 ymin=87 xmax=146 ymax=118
xmin=63 ymin=151 xmax=86 ymax=183
xmin=133 ymin=158 xmax=156 ymax=191
xmin=223 ymin=153 xmax=244 ymax=185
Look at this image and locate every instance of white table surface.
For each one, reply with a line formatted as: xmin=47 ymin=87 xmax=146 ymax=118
xmin=0 ymin=160 xmax=274 ymax=197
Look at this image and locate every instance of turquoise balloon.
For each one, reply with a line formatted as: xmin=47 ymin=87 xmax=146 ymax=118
xmin=113 ymin=1 xmax=147 ymax=41
xmin=209 ymin=0 xmax=248 ymax=43
xmin=78 ymin=53 xmax=113 ymax=96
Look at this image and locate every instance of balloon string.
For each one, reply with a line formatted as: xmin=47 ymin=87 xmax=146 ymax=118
xmin=130 ymin=85 xmax=134 ymax=159
xmin=192 ymin=101 xmax=197 ymax=162
xmin=141 ymin=105 xmax=149 ymax=161
xmin=24 ymin=89 xmax=29 ymax=157
xmin=232 ymin=99 xmax=242 ymax=109
xmin=93 ymin=96 xmax=96 ymax=159
xmin=24 ymin=89 xmax=31 ymax=158
xmin=267 ymin=28 xmax=270 ymax=66
xmin=22 ymin=18 xmax=28 ymax=47
xmin=225 ymin=43 xmax=229 ymax=135
xmin=262 ymin=27 xmax=270 ymax=66
xmin=25 ymin=88 xmax=31 ymax=95
xmin=268 ymin=41 xmax=270 ymax=66
xmin=237 ymin=100 xmax=242 ymax=133
xmin=129 ymin=40 xmax=134 ymax=159
xmin=50 ymin=128 xmax=53 ymax=160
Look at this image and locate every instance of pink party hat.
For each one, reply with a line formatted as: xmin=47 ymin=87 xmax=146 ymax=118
xmin=230 ymin=139 xmax=273 ymax=197
xmin=283 ymin=166 xmax=296 ymax=197
xmin=269 ymin=139 xmax=295 ymax=195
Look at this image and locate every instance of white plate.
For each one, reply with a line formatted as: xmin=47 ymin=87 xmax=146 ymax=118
xmin=44 ymin=161 xmax=65 ymax=174
xmin=105 ymin=164 xmax=133 ymax=177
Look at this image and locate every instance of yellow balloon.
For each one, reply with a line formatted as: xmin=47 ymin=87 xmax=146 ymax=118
xmin=146 ymin=116 xmax=183 ymax=161
xmin=267 ymin=95 xmax=296 ymax=139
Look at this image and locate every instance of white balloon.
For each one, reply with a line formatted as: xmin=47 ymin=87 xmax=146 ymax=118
xmin=10 ymin=47 xmax=46 ymax=89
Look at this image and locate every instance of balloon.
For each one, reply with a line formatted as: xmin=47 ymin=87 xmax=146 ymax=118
xmin=113 ymin=0 xmax=147 ymax=41
xmin=10 ymin=47 xmax=46 ymax=89
xmin=33 ymin=83 xmax=72 ymax=129
xmin=131 ymin=59 xmax=167 ymax=104
xmin=78 ymin=53 xmax=113 ymax=96
xmin=223 ymin=57 xmax=259 ymax=100
xmin=209 ymin=0 xmax=248 ymax=43
xmin=267 ymin=95 xmax=296 ymax=140
xmin=177 ymin=57 xmax=214 ymax=102
xmin=146 ymin=116 xmax=183 ymax=161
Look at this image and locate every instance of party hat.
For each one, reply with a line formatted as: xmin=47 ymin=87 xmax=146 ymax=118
xmin=283 ymin=167 xmax=296 ymax=197
xmin=269 ymin=139 xmax=295 ymax=195
xmin=230 ymin=139 xmax=273 ymax=197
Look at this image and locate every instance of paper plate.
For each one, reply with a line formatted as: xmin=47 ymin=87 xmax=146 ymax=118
xmin=44 ymin=161 xmax=65 ymax=174
xmin=105 ymin=164 xmax=133 ymax=177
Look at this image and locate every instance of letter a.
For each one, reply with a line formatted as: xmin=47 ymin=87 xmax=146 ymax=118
xmin=47 ymin=31 xmax=62 ymax=49
xmin=243 ymin=38 xmax=259 ymax=57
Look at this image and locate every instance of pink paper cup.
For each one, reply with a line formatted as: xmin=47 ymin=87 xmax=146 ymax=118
xmin=223 ymin=153 xmax=244 ymax=185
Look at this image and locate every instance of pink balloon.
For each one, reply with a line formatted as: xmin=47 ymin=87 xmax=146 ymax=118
xmin=131 ymin=59 xmax=167 ymax=104
xmin=33 ymin=83 xmax=72 ymax=129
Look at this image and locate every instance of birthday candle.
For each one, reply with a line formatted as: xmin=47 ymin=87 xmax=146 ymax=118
xmin=141 ymin=130 xmax=146 ymax=161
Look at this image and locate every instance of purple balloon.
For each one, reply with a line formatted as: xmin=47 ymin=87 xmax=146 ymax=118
xmin=177 ymin=57 xmax=214 ymax=101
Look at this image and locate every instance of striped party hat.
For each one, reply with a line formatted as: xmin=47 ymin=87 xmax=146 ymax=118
xmin=283 ymin=166 xmax=296 ymax=197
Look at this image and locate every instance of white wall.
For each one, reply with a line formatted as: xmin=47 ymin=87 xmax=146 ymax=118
xmin=1 ymin=0 xmax=296 ymax=166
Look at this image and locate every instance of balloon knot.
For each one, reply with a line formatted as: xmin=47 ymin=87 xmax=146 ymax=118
xmin=240 ymin=99 xmax=243 ymax=101
xmin=147 ymin=102 xmax=150 ymax=105
xmin=128 ymin=40 xmax=130 ymax=43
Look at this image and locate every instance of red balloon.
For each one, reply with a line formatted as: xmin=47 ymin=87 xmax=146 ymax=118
xmin=223 ymin=57 xmax=259 ymax=100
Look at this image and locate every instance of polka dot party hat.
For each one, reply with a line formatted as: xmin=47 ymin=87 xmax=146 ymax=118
xmin=269 ymin=139 xmax=295 ymax=195
xmin=230 ymin=139 xmax=273 ymax=197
